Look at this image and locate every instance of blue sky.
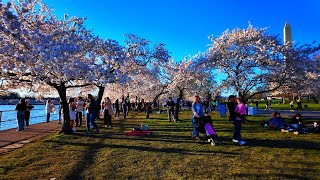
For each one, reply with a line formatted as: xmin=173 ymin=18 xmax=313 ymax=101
xmin=42 ymin=0 xmax=320 ymax=61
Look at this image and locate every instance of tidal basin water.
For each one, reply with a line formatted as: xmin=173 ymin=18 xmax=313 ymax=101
xmin=0 ymin=105 xmax=60 ymax=131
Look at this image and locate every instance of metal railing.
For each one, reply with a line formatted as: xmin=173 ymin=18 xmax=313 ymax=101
xmin=0 ymin=108 xmax=48 ymax=124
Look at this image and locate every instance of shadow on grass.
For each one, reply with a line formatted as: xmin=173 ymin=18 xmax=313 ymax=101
xmin=62 ymin=133 xmax=111 ymax=179
xmin=245 ymin=138 xmax=320 ymax=151
xmin=45 ymin=138 xmax=239 ymax=157
xmin=235 ymin=173 xmax=311 ymax=180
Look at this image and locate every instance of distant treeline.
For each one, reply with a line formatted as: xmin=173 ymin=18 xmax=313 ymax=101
xmin=0 ymin=91 xmax=59 ymax=101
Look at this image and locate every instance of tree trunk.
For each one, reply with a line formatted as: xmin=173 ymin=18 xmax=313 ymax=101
xmin=97 ymin=86 xmax=105 ymax=109
xmin=55 ymin=84 xmax=73 ymax=135
xmin=145 ymin=88 xmax=168 ymax=119
xmin=146 ymin=103 xmax=151 ymax=119
xmin=174 ymin=89 xmax=183 ymax=121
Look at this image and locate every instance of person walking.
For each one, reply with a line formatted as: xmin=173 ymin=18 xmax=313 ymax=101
xmin=114 ymin=99 xmax=120 ymax=119
xmin=15 ymin=99 xmax=27 ymax=131
xmin=75 ymin=96 xmax=84 ymax=127
xmin=166 ymin=97 xmax=175 ymax=122
xmin=103 ymin=97 xmax=113 ymax=127
xmin=233 ymin=98 xmax=246 ymax=145
xmin=191 ymin=95 xmax=205 ymax=142
xmin=45 ymin=100 xmax=55 ymax=123
xmin=121 ymin=97 xmax=127 ymax=119
xmin=85 ymin=94 xmax=99 ymax=134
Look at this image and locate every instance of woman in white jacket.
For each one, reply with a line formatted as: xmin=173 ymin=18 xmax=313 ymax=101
xmin=46 ymin=100 xmax=55 ymax=123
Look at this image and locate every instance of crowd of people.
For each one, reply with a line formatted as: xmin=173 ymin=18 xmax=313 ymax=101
xmin=260 ymin=111 xmax=319 ymax=134
xmin=15 ymin=94 xmax=319 ymax=142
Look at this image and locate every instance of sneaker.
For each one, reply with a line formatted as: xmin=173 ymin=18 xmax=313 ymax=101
xmin=210 ymin=140 xmax=216 ymax=146
xmin=191 ymin=133 xmax=195 ymax=140
xmin=239 ymin=141 xmax=246 ymax=145
xmin=72 ymin=128 xmax=77 ymax=132
xmin=232 ymin=139 xmax=239 ymax=143
xmin=105 ymin=125 xmax=109 ymax=128
xmin=281 ymin=129 xmax=289 ymax=133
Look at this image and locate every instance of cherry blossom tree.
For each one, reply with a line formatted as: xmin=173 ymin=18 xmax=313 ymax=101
xmin=164 ymin=57 xmax=202 ymax=121
xmin=204 ymin=24 xmax=320 ymax=101
xmin=0 ymin=0 xmax=121 ymax=134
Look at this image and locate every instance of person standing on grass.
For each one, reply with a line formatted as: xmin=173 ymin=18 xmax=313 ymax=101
xmin=167 ymin=97 xmax=175 ymax=122
xmin=296 ymin=99 xmax=303 ymax=111
xmin=191 ymin=95 xmax=205 ymax=142
xmin=233 ymin=98 xmax=246 ymax=145
xmin=75 ymin=96 xmax=84 ymax=127
xmin=69 ymin=98 xmax=77 ymax=132
xmin=103 ymin=97 xmax=113 ymax=128
xmin=114 ymin=99 xmax=120 ymax=119
xmin=255 ymin=100 xmax=259 ymax=109
xmin=126 ymin=95 xmax=131 ymax=116
xmin=86 ymin=94 xmax=99 ymax=134
xmin=45 ymin=99 xmax=55 ymax=123
xmin=212 ymin=99 xmax=217 ymax=111
xmin=15 ymin=98 xmax=27 ymax=131
xmin=121 ymin=96 xmax=127 ymax=119
xmin=228 ymin=95 xmax=237 ymax=123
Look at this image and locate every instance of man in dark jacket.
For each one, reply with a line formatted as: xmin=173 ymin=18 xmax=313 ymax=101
xmin=228 ymin=95 xmax=237 ymax=123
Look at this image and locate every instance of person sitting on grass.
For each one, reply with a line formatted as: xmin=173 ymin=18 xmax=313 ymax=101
xmin=260 ymin=111 xmax=276 ymax=127
xmin=289 ymin=113 xmax=304 ymax=128
xmin=269 ymin=112 xmax=286 ymax=130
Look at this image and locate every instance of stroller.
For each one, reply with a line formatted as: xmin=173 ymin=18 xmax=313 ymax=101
xmin=195 ymin=115 xmax=220 ymax=146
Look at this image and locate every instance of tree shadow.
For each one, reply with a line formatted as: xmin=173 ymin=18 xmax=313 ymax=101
xmin=244 ymin=138 xmax=320 ymax=151
xmin=63 ymin=135 xmax=106 ymax=179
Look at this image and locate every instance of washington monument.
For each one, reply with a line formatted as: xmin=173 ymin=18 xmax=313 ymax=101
xmin=284 ymin=21 xmax=292 ymax=46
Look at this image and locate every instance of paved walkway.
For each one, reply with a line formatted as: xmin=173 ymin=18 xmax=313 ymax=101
xmin=0 ymin=121 xmax=61 ymax=154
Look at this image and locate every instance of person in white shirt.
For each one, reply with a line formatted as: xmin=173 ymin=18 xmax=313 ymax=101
xmin=45 ymin=100 xmax=55 ymax=123
xmin=69 ymin=98 xmax=77 ymax=131
xmin=75 ymin=96 xmax=85 ymax=127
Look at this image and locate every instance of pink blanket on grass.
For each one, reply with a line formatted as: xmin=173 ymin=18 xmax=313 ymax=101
xmin=126 ymin=130 xmax=153 ymax=136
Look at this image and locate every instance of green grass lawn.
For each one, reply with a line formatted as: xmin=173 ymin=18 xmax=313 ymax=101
xmin=0 ymin=111 xmax=319 ymax=179
xmin=250 ymin=100 xmax=320 ymax=111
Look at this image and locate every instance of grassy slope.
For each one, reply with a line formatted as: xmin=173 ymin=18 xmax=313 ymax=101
xmin=0 ymin=111 xmax=319 ymax=179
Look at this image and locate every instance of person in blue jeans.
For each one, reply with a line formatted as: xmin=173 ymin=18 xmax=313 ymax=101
xmin=85 ymin=94 xmax=99 ymax=134
xmin=15 ymin=99 xmax=27 ymax=131
xmin=191 ymin=95 xmax=205 ymax=142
